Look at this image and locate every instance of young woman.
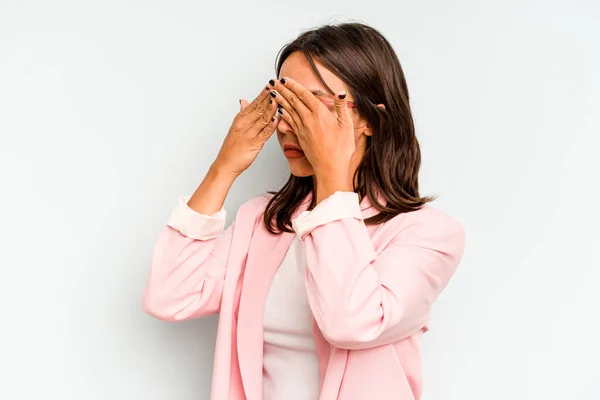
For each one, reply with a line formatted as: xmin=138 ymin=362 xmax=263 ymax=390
xmin=143 ymin=22 xmax=465 ymax=400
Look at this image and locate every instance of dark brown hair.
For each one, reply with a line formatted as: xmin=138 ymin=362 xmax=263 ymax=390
xmin=263 ymin=22 xmax=435 ymax=234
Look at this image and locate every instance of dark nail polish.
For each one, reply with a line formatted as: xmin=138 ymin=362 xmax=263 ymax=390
xmin=269 ymin=79 xmax=275 ymax=86
xmin=279 ymin=78 xmax=286 ymax=84
xmin=265 ymin=86 xmax=269 ymax=91
xmin=272 ymin=116 xmax=275 ymax=122
xmin=270 ymin=90 xmax=277 ymax=98
xmin=269 ymin=99 xmax=273 ymax=104
xmin=278 ymin=107 xmax=284 ymax=114
xmin=338 ymin=92 xmax=346 ymax=99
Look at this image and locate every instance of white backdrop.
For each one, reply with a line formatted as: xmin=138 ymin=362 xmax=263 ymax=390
xmin=1 ymin=1 xmax=599 ymax=399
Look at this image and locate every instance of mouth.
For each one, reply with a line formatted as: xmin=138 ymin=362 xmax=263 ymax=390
xmin=283 ymin=143 xmax=305 ymax=159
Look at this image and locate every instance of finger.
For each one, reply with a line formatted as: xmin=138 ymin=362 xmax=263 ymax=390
xmin=333 ymin=90 xmax=351 ymax=127
xmin=249 ymin=96 xmax=279 ymax=136
xmin=239 ymin=98 xmax=250 ymax=111
xmin=239 ymin=84 xmax=273 ymax=118
xmin=276 ymin=77 xmax=321 ymax=113
xmin=275 ymin=103 xmax=299 ymax=133
xmin=256 ymin=113 xmax=280 ymax=142
xmin=270 ymin=89 xmax=304 ymax=130
xmin=243 ymin=92 xmax=273 ymax=128
xmin=271 ymin=80 xmax=311 ymax=120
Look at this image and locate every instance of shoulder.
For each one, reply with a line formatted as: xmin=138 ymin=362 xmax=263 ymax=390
xmin=384 ymin=204 xmax=466 ymax=257
xmin=236 ymin=193 xmax=274 ymax=220
xmin=403 ymin=204 xmax=464 ymax=234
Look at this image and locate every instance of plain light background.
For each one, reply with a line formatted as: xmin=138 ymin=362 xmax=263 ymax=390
xmin=1 ymin=0 xmax=599 ymax=399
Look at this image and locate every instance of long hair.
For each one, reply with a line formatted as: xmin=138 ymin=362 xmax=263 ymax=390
xmin=264 ymin=22 xmax=435 ymax=234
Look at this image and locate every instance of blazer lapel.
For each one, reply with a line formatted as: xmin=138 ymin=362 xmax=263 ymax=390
xmin=236 ymin=193 xmax=313 ymax=400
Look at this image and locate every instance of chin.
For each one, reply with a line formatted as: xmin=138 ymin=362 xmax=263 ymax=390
xmin=287 ymin=158 xmax=315 ymax=177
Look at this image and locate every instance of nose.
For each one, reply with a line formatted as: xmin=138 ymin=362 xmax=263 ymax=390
xmin=276 ymin=114 xmax=295 ymax=135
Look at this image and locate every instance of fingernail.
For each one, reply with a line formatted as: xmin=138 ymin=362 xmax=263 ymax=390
xmin=279 ymin=78 xmax=286 ymax=84
xmin=270 ymin=90 xmax=277 ymax=98
xmin=272 ymin=116 xmax=275 ymax=122
xmin=269 ymin=99 xmax=273 ymax=104
xmin=277 ymin=106 xmax=284 ymax=114
xmin=265 ymin=86 xmax=270 ymax=91
xmin=338 ymin=91 xmax=347 ymax=100
xmin=269 ymin=79 xmax=275 ymax=86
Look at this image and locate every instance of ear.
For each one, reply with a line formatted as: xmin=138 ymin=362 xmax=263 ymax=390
xmin=362 ymin=103 xmax=386 ymax=136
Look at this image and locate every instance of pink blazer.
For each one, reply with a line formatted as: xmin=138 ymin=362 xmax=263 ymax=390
xmin=143 ymin=190 xmax=466 ymax=400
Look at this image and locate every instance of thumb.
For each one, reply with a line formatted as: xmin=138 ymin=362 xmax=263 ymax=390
xmin=239 ymin=98 xmax=250 ymax=111
xmin=333 ymin=90 xmax=351 ymax=126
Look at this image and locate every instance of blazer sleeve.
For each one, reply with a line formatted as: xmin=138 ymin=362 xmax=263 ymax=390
xmin=292 ymin=191 xmax=466 ymax=350
xmin=142 ymin=195 xmax=237 ymax=322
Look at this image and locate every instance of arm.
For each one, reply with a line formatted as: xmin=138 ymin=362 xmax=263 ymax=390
xmin=144 ymin=82 xmax=279 ymax=321
xmin=142 ymin=165 xmax=239 ymax=322
xmin=293 ymin=191 xmax=466 ymax=350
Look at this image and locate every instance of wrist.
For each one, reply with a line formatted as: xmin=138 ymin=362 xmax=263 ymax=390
xmin=315 ymin=171 xmax=353 ymax=205
xmin=209 ymin=161 xmax=241 ymax=182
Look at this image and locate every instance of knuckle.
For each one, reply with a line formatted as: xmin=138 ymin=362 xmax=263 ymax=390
xmin=232 ymin=119 xmax=244 ymax=131
xmin=255 ymin=103 xmax=266 ymax=114
xmin=297 ymin=89 xmax=309 ymax=101
xmin=259 ymin=114 xmax=269 ymax=126
xmin=262 ymin=125 xmax=275 ymax=137
xmin=260 ymin=129 xmax=271 ymax=138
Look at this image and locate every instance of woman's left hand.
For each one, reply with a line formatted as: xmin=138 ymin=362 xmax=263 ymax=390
xmin=269 ymin=77 xmax=355 ymax=178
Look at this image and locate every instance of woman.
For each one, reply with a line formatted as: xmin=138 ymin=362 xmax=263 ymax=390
xmin=143 ymin=22 xmax=465 ymax=400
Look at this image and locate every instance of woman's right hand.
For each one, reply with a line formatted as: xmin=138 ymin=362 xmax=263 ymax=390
xmin=213 ymin=84 xmax=279 ymax=176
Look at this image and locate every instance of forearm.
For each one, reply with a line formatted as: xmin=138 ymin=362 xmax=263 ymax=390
xmin=187 ymin=162 xmax=239 ymax=215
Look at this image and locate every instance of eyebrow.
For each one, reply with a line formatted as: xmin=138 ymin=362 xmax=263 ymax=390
xmin=310 ymin=89 xmax=330 ymax=97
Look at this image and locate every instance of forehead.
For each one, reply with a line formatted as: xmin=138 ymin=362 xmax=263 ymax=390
xmin=278 ymin=51 xmax=348 ymax=96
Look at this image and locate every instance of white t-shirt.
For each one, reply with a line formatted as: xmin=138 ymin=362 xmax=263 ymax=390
xmin=262 ymin=235 xmax=321 ymax=400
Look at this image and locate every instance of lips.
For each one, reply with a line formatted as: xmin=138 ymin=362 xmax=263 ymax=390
xmin=283 ymin=143 xmax=302 ymax=151
xmin=283 ymin=143 xmax=305 ymax=158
